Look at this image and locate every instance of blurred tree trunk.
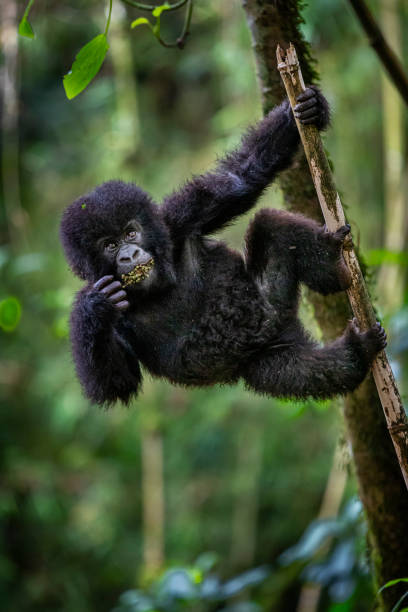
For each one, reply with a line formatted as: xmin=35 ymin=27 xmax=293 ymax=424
xmin=377 ymin=0 xmax=407 ymax=311
xmin=297 ymin=443 xmax=348 ymax=612
xmin=108 ymin=2 xmax=141 ymax=174
xmin=0 ymin=0 xmax=26 ymax=244
xmin=229 ymin=409 xmax=263 ymax=568
xmin=241 ymin=1 xmax=408 ymax=608
xmin=141 ymin=428 xmax=165 ymax=573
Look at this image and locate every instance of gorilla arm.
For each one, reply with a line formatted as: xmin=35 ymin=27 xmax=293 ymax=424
xmin=70 ymin=278 xmax=142 ymax=406
xmin=161 ymin=87 xmax=329 ymax=240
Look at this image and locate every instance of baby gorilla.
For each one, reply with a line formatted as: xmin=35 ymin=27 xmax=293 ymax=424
xmin=60 ymin=87 xmax=386 ymax=406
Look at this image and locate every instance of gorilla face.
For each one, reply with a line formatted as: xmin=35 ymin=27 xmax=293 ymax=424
xmin=60 ymin=180 xmax=175 ymax=292
xmin=97 ymin=218 xmax=155 ymax=287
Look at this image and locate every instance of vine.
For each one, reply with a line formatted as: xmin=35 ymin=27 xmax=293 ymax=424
xmin=18 ymin=0 xmax=195 ymax=99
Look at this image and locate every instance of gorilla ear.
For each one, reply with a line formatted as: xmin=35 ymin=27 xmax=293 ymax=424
xmin=60 ymin=204 xmax=97 ymax=281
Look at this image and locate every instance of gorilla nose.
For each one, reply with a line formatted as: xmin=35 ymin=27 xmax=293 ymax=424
xmin=119 ymin=245 xmax=140 ymax=263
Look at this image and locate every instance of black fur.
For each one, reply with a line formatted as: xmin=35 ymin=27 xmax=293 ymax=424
xmin=60 ymin=89 xmax=386 ymax=406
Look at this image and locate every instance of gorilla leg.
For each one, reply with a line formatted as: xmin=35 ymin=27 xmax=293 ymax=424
xmin=243 ymin=320 xmax=386 ymax=400
xmin=245 ymin=209 xmax=351 ymax=297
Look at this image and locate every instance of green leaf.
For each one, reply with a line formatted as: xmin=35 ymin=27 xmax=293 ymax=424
xmin=365 ymin=249 xmax=408 ymax=267
xmin=18 ymin=0 xmax=35 ymax=39
xmin=131 ymin=17 xmax=153 ymax=29
xmin=63 ymin=34 xmax=109 ymax=100
xmin=391 ymin=592 xmax=408 ymax=612
xmin=152 ymin=3 xmax=171 ymax=17
xmin=0 ymin=297 xmax=22 ymax=332
xmin=18 ymin=17 xmax=35 ymax=39
xmin=379 ymin=578 xmax=408 ymax=593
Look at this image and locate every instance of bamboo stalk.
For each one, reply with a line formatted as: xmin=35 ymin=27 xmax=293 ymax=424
xmin=276 ymin=43 xmax=408 ymax=491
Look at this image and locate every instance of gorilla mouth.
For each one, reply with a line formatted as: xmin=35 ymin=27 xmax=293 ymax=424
xmin=121 ymin=258 xmax=155 ymax=287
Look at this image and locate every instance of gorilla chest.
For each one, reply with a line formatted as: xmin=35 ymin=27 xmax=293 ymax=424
xmin=175 ymin=280 xmax=272 ymax=383
xmin=129 ymin=272 xmax=271 ymax=382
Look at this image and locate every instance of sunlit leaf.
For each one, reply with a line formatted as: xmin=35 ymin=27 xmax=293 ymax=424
xmin=0 ymin=297 xmax=22 ymax=332
xmin=152 ymin=3 xmax=171 ymax=17
xmin=379 ymin=578 xmax=408 ymax=593
xmin=63 ymin=34 xmax=109 ymax=100
xmin=131 ymin=17 xmax=153 ymax=29
xmin=18 ymin=17 xmax=35 ymax=39
xmin=18 ymin=0 xmax=35 ymax=39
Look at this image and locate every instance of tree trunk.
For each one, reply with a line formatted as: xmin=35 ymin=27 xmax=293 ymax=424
xmin=0 ymin=0 xmax=27 ymax=245
xmin=377 ymin=0 xmax=406 ymax=312
xmin=241 ymin=1 xmax=408 ymax=608
xmin=229 ymin=411 xmax=263 ymax=569
xmin=141 ymin=428 xmax=165 ymax=573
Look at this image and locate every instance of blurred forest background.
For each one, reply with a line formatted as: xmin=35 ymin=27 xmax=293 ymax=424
xmin=1 ymin=1 xmax=408 ymax=611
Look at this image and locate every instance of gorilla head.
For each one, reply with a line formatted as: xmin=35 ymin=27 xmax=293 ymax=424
xmin=60 ymin=180 xmax=175 ymax=293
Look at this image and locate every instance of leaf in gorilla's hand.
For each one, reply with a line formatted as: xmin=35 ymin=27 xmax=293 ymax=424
xmin=63 ymin=34 xmax=109 ymax=100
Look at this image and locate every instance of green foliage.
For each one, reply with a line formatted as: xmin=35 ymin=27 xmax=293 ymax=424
xmin=280 ymin=499 xmax=372 ymax=606
xmin=379 ymin=579 xmax=408 ymax=612
xmin=113 ymin=558 xmax=269 ymax=611
xmin=152 ymin=4 xmax=172 ymax=18
xmin=0 ymin=297 xmax=22 ymax=332
xmin=18 ymin=0 xmax=191 ymax=98
xmin=63 ymin=34 xmax=110 ymax=100
xmin=131 ymin=18 xmax=153 ymax=31
xmin=365 ymin=249 xmax=408 ymax=267
xmin=18 ymin=0 xmax=35 ymax=39
xmin=380 ymin=579 xmax=408 ymax=591
xmin=131 ymin=4 xmax=173 ymax=41
xmin=18 ymin=17 xmax=35 ymax=40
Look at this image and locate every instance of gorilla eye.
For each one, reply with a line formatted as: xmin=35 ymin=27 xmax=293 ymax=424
xmin=105 ymin=241 xmax=118 ymax=252
xmin=126 ymin=230 xmax=137 ymax=240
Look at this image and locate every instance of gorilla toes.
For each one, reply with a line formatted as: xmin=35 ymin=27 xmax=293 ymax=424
xmin=333 ymin=223 xmax=351 ymax=243
xmin=365 ymin=321 xmax=387 ymax=352
xmin=319 ymin=225 xmax=352 ymax=291
xmin=347 ymin=318 xmax=387 ymax=360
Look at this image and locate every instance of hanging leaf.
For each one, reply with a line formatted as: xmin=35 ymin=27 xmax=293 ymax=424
xmin=63 ymin=34 xmax=109 ymax=100
xmin=379 ymin=578 xmax=408 ymax=593
xmin=131 ymin=17 xmax=153 ymax=30
xmin=18 ymin=17 xmax=35 ymax=39
xmin=18 ymin=0 xmax=35 ymax=39
xmin=0 ymin=297 xmax=22 ymax=332
xmin=152 ymin=3 xmax=171 ymax=18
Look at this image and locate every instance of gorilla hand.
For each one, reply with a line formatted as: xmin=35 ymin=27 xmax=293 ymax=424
xmin=294 ymin=86 xmax=330 ymax=130
xmin=93 ymin=275 xmax=129 ymax=311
